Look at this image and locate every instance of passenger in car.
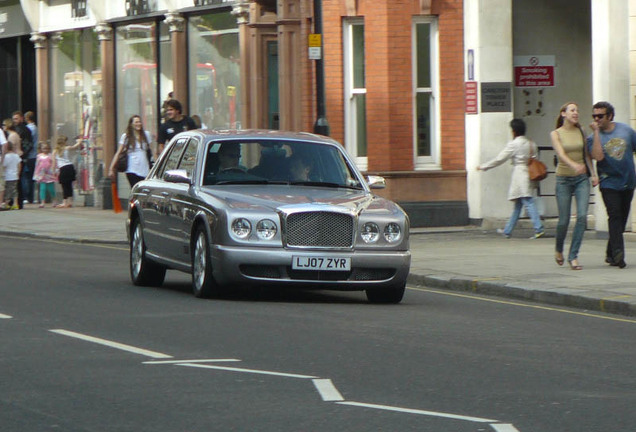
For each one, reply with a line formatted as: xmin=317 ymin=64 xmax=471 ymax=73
xmin=288 ymin=152 xmax=313 ymax=182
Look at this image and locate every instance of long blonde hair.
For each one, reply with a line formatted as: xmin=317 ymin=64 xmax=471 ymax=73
xmin=54 ymin=135 xmax=68 ymax=154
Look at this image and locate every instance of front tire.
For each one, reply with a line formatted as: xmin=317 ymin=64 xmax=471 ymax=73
xmin=365 ymin=284 xmax=406 ymax=304
xmin=130 ymin=218 xmax=166 ymax=287
xmin=192 ymin=227 xmax=220 ymax=298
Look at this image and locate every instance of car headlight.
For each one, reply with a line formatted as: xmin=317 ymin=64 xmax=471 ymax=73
xmin=384 ymin=223 xmax=401 ymax=243
xmin=361 ymin=222 xmax=380 ymax=243
xmin=256 ymin=219 xmax=277 ymax=240
xmin=231 ymin=218 xmax=251 ymax=239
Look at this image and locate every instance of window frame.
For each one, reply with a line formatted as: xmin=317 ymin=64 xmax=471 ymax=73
xmin=343 ymin=17 xmax=367 ymax=170
xmin=412 ymin=17 xmax=440 ymax=169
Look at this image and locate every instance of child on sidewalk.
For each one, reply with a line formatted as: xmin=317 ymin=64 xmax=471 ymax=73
xmin=33 ymin=141 xmax=57 ymax=207
xmin=2 ymin=141 xmax=22 ymax=210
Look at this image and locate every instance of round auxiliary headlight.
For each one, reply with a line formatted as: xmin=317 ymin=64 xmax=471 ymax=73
xmin=231 ymin=218 xmax=251 ymax=239
xmin=384 ymin=223 xmax=401 ymax=243
xmin=361 ymin=222 xmax=380 ymax=243
xmin=256 ymin=219 xmax=277 ymax=240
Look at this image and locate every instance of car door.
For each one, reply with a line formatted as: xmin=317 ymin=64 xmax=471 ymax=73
xmin=164 ymin=137 xmax=200 ymax=263
xmin=142 ymin=138 xmax=188 ymax=255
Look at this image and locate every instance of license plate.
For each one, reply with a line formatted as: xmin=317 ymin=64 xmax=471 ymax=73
xmin=292 ymin=256 xmax=351 ymax=271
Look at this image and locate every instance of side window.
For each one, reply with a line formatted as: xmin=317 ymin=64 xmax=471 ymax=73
xmin=159 ymin=138 xmax=188 ymax=177
xmin=177 ymin=138 xmax=199 ymax=179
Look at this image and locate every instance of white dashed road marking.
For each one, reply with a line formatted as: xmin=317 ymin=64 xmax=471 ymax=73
xmin=48 ymin=328 xmax=522 ymax=431
xmin=176 ymin=362 xmax=317 ymax=379
xmin=338 ymin=401 xmax=498 ymax=423
xmin=0 ymin=313 xmax=12 ymax=319
xmin=312 ymin=379 xmax=344 ymax=401
xmin=49 ymin=329 xmax=173 ymax=359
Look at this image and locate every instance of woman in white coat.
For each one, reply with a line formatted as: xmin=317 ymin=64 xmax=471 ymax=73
xmin=477 ymin=118 xmax=545 ymax=239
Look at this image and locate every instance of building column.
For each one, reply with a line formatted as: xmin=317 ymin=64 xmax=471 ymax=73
xmin=30 ymin=33 xmax=50 ymax=145
xmin=165 ymin=12 xmax=188 ymax=113
xmin=277 ymin=0 xmax=302 ymax=131
xmin=95 ymin=23 xmax=115 ymax=209
xmin=232 ymin=1 xmax=251 ymax=129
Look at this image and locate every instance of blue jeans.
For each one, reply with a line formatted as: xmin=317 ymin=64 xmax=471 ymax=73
xmin=555 ymin=174 xmax=590 ymax=261
xmin=503 ymin=196 xmax=543 ymax=235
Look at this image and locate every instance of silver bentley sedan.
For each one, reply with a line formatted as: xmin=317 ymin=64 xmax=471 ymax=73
xmin=127 ymin=130 xmax=411 ymax=303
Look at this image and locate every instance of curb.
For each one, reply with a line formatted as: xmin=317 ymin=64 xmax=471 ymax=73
xmin=0 ymin=230 xmax=128 ymax=245
xmin=407 ymin=273 xmax=636 ymax=318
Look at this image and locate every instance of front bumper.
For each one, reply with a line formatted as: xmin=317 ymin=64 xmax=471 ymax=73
xmin=210 ymin=245 xmax=411 ymax=290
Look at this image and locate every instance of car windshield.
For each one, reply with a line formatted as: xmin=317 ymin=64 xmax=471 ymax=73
xmin=202 ymin=139 xmax=363 ymax=189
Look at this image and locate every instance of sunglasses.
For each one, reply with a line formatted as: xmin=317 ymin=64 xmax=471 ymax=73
xmin=592 ymin=113 xmax=607 ymax=119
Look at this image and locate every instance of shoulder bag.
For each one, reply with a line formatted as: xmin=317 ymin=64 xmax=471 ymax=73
xmin=528 ymin=142 xmax=547 ymax=182
xmin=116 ymin=138 xmax=129 ymax=172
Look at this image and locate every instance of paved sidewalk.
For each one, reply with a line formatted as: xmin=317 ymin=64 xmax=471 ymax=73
xmin=3 ymin=204 xmax=636 ymax=317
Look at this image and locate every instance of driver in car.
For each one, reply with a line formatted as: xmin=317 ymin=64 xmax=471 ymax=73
xmin=218 ymin=143 xmax=247 ymax=173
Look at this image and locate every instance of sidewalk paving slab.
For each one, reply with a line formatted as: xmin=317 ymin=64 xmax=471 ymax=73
xmin=3 ymin=204 xmax=636 ymax=317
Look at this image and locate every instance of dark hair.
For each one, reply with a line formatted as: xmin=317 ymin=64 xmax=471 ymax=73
xmin=124 ymin=115 xmax=149 ymax=150
xmin=165 ymin=99 xmax=182 ymax=114
xmin=509 ymin=118 xmax=526 ymax=137
xmin=593 ymin=101 xmax=615 ymax=120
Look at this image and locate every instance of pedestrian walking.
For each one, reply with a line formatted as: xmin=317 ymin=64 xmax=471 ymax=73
xmin=588 ymin=101 xmax=636 ymax=268
xmin=53 ymin=135 xmax=81 ymax=208
xmin=477 ymin=118 xmax=545 ymax=239
xmin=157 ymin=99 xmax=196 ymax=154
xmin=550 ymin=102 xmax=598 ymax=270
xmin=12 ymin=111 xmax=33 ymax=208
xmin=33 ymin=141 xmax=57 ymax=207
xmin=109 ymin=115 xmax=153 ymax=187
xmin=2 ymin=141 xmax=21 ymax=210
xmin=25 ymin=111 xmax=39 ymax=203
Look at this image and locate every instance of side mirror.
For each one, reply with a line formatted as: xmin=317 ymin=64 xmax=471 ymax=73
xmin=366 ymin=175 xmax=386 ymax=190
xmin=164 ymin=169 xmax=192 ymax=185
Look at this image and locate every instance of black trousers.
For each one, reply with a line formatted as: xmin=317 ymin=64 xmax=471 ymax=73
xmin=600 ymin=188 xmax=634 ymax=262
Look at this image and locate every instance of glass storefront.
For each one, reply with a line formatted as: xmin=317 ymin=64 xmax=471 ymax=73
xmin=49 ymin=29 xmax=102 ymax=195
xmin=188 ymin=12 xmax=240 ymax=130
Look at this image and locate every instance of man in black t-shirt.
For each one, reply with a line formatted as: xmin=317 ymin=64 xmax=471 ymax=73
xmin=157 ymin=99 xmax=196 ymax=155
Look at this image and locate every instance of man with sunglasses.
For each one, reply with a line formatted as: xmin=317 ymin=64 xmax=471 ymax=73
xmin=588 ymin=101 xmax=636 ymax=268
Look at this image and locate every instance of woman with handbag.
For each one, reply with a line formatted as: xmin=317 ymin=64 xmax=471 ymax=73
xmin=550 ymin=102 xmax=598 ymax=270
xmin=477 ymin=118 xmax=545 ymax=239
xmin=109 ymin=115 xmax=153 ymax=187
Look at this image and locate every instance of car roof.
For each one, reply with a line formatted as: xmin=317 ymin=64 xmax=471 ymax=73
xmin=186 ymin=129 xmax=340 ymax=145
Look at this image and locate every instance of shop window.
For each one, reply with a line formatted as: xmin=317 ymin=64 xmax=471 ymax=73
xmin=188 ymin=12 xmax=240 ymax=130
xmin=413 ymin=18 xmax=439 ymax=168
xmin=343 ymin=18 xmax=367 ymax=170
xmin=48 ymin=29 xmax=101 ymax=195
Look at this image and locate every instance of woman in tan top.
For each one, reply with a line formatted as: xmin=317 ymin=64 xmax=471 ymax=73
xmin=550 ymin=102 xmax=598 ymax=270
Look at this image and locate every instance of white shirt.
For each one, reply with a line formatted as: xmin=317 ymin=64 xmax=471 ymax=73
xmin=119 ymin=131 xmax=152 ymax=177
xmin=3 ymin=152 xmax=21 ymax=181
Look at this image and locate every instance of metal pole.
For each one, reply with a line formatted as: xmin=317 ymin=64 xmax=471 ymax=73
xmin=313 ymin=0 xmax=330 ymax=136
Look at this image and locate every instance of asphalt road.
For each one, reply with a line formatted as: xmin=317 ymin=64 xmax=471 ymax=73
xmin=3 ymin=235 xmax=636 ymax=432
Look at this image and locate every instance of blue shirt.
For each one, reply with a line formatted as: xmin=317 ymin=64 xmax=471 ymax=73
xmin=27 ymin=123 xmax=38 ymax=159
xmin=587 ymin=122 xmax=636 ymax=190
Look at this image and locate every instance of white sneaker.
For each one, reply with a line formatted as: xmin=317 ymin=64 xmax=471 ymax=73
xmin=496 ymin=228 xmax=510 ymax=239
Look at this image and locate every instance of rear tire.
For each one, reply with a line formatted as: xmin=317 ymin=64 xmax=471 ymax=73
xmin=365 ymin=284 xmax=405 ymax=304
xmin=191 ymin=227 xmax=220 ymax=298
xmin=130 ymin=218 xmax=166 ymax=287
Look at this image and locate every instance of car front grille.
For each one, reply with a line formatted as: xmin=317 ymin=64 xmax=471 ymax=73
xmin=284 ymin=211 xmax=354 ymax=248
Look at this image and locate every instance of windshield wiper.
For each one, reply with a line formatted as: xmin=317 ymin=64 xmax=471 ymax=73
xmin=290 ymin=181 xmax=362 ymax=190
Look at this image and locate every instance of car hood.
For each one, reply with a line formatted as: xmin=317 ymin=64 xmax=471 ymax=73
xmin=199 ymin=185 xmax=403 ymax=216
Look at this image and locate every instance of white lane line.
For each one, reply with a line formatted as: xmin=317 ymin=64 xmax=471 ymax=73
xmin=312 ymin=379 xmax=344 ymax=401
xmin=143 ymin=359 xmax=241 ymax=364
xmin=491 ymin=424 xmax=521 ymax=432
xmin=176 ymin=362 xmax=317 ymax=379
xmin=338 ymin=401 xmax=498 ymax=423
xmin=0 ymin=313 xmax=12 ymax=319
xmin=49 ymin=329 xmax=173 ymax=359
